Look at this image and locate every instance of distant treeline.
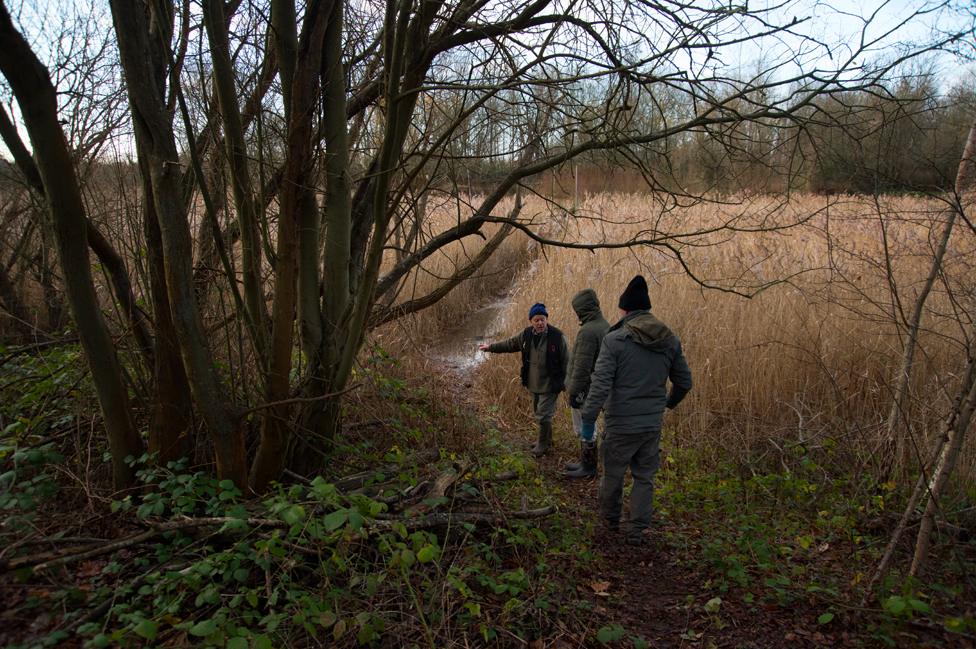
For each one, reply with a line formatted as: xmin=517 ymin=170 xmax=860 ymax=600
xmin=443 ymin=78 xmax=976 ymax=197
xmin=2 ymin=77 xmax=972 ymax=201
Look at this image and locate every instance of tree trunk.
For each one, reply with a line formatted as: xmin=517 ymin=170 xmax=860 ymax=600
xmin=319 ymin=0 xmax=352 ymax=363
xmin=110 ymin=0 xmax=247 ymax=487
xmin=909 ymin=353 xmax=976 ymax=576
xmin=250 ymin=0 xmax=331 ymax=492
xmin=0 ymin=4 xmax=142 ymax=489
xmin=202 ymin=0 xmax=269 ymax=358
xmin=140 ymin=158 xmax=194 ymax=466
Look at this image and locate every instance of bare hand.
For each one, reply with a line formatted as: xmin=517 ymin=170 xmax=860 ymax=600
xmin=478 ymin=343 xmax=490 ymax=351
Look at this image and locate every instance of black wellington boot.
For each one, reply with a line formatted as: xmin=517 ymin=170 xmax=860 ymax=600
xmin=564 ymin=441 xmax=584 ymax=472
xmin=531 ymin=422 xmax=553 ymax=457
xmin=564 ymin=440 xmax=597 ymax=479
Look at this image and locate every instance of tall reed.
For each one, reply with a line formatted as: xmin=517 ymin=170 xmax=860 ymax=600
xmin=392 ymin=192 xmax=975 ymax=480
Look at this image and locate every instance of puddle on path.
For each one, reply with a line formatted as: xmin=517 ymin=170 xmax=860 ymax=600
xmin=424 ymin=259 xmax=540 ymax=375
xmin=426 ymin=296 xmax=514 ymax=374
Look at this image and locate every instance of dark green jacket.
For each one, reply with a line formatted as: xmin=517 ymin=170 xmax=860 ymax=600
xmin=580 ymin=310 xmax=692 ymax=434
xmin=488 ymin=325 xmax=569 ymax=394
xmin=566 ymin=289 xmax=610 ymax=399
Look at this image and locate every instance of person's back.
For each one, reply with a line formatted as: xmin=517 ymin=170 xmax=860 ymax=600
xmin=594 ymin=311 xmax=690 ymax=434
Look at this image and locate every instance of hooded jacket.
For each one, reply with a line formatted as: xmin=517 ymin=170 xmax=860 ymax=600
xmin=566 ymin=289 xmax=611 ymax=399
xmin=580 ymin=310 xmax=692 ymax=434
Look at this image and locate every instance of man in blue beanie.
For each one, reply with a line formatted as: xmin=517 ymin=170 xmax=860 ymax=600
xmin=479 ymin=302 xmax=569 ymax=457
xmin=579 ymin=275 xmax=692 ymax=545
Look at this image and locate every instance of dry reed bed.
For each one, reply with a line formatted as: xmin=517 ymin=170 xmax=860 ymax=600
xmin=402 ymin=192 xmax=976 ymax=478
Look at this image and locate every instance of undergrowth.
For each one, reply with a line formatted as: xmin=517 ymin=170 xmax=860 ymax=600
xmin=657 ymin=438 xmax=976 ymax=647
xmin=0 ymin=343 xmax=596 ymax=648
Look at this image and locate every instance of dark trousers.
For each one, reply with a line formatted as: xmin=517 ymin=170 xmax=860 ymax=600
xmin=598 ymin=431 xmax=661 ymax=531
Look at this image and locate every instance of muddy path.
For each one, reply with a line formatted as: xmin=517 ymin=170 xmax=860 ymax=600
xmin=424 ymin=294 xmax=511 ymax=376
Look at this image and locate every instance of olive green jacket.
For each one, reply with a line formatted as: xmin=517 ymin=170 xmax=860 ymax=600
xmin=566 ymin=289 xmax=610 ymax=400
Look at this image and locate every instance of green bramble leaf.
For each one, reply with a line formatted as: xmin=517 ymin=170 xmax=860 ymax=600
xmin=133 ymin=619 xmax=158 ymax=640
xmin=189 ymin=619 xmax=218 ymax=637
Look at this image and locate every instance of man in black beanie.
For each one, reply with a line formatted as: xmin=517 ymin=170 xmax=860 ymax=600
xmin=578 ymin=275 xmax=692 ymax=545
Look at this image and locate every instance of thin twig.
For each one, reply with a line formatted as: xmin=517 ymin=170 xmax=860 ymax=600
xmin=236 ymin=382 xmax=364 ymax=418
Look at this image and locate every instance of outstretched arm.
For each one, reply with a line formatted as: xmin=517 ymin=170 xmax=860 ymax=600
xmin=479 ymin=332 xmax=522 ymax=354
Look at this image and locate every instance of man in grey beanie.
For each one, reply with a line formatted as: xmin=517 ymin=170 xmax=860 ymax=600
xmin=579 ymin=275 xmax=692 ymax=545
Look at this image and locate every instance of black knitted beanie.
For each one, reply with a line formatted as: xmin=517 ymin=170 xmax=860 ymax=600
xmin=618 ymin=275 xmax=651 ymax=311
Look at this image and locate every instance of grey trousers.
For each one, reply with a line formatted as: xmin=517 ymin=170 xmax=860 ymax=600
xmin=532 ymin=392 xmax=558 ymax=424
xmin=598 ymin=430 xmax=661 ymax=532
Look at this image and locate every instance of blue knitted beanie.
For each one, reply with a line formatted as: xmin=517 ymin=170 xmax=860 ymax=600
xmin=528 ymin=302 xmax=548 ymax=319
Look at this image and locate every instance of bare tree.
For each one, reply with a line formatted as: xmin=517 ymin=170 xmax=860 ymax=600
xmin=862 ymin=120 xmax=976 ymax=600
xmin=0 ymin=4 xmax=142 ymax=489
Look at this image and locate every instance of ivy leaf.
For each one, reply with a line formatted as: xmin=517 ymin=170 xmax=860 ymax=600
xmin=883 ymin=596 xmax=907 ymax=616
xmin=596 ymin=625 xmax=625 ymax=645
xmin=417 ymin=544 xmax=438 ymax=563
xmin=281 ymin=505 xmax=306 ymax=526
xmin=227 ymin=638 xmax=248 ymax=649
xmin=400 ymin=549 xmax=416 ymax=568
xmin=348 ymin=510 xmax=365 ymax=530
xmin=908 ymin=598 xmax=931 ymax=614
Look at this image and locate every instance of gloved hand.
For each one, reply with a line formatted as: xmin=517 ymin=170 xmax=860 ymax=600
xmin=569 ymin=391 xmax=586 ymax=409
xmin=666 ymin=386 xmax=689 ymax=410
xmin=580 ymin=420 xmax=596 ymax=442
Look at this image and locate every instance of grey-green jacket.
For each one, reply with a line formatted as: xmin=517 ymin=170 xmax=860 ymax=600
xmin=566 ymin=289 xmax=610 ymax=399
xmin=487 ymin=326 xmax=569 ymax=394
xmin=580 ymin=310 xmax=692 ymax=434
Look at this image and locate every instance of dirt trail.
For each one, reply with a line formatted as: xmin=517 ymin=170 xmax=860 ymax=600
xmin=427 ymin=308 xmax=837 ymax=648
xmin=539 ymin=453 xmax=831 ymax=649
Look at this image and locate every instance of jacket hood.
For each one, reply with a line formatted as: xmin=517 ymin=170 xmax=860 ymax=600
xmin=622 ymin=311 xmax=674 ymax=349
xmin=572 ymin=288 xmax=604 ymax=324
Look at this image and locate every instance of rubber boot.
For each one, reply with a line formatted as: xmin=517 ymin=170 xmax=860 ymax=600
xmin=564 ymin=441 xmax=584 ymax=472
xmin=564 ymin=441 xmax=597 ymax=479
xmin=531 ymin=422 xmax=552 ymax=457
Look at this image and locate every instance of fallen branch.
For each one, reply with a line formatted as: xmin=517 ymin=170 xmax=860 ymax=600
xmin=334 ymin=448 xmax=440 ymax=492
xmin=374 ymin=479 xmax=431 ymax=506
xmin=9 ymin=517 xmax=285 ymax=573
xmin=370 ymin=505 xmax=557 ymax=533
xmin=404 ymin=460 xmax=471 ymax=517
xmin=8 ymin=502 xmax=557 ymax=574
